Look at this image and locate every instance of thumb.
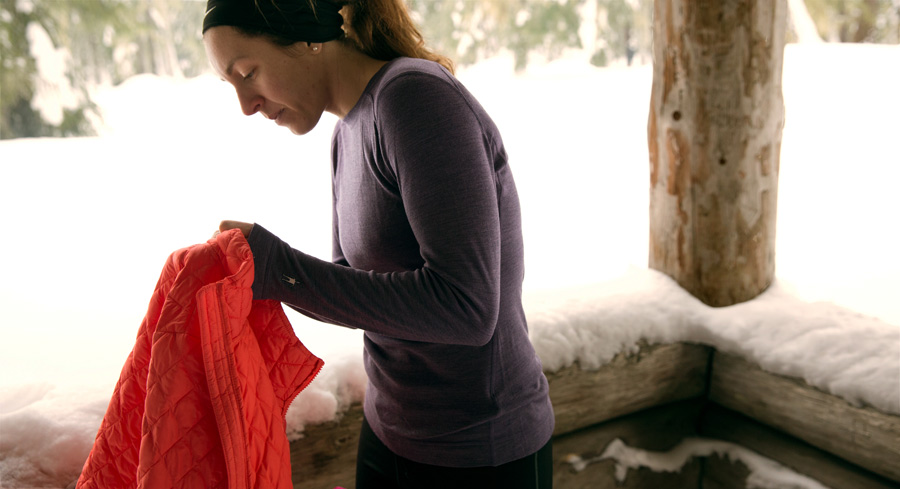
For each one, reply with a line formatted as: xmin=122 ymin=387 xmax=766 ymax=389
xmin=219 ymin=220 xmax=254 ymax=238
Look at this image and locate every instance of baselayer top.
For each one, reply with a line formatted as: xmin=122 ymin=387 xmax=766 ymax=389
xmin=247 ymin=57 xmax=554 ymax=467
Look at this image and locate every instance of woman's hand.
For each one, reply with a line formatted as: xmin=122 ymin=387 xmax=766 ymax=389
xmin=215 ymin=220 xmax=254 ymax=238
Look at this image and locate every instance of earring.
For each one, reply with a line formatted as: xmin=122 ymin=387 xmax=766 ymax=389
xmin=312 ymin=46 xmax=319 ymax=51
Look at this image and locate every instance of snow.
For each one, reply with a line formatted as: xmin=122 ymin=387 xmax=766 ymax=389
xmin=527 ymin=269 xmax=899 ymax=414
xmin=27 ymin=23 xmax=80 ymax=126
xmin=566 ymin=438 xmax=831 ymax=489
xmin=787 ymin=0 xmax=823 ymax=44
xmin=1 ymin=43 xmax=899 ymax=488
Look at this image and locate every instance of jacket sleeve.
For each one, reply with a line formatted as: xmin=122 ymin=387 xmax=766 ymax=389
xmin=247 ymin=73 xmax=503 ymax=347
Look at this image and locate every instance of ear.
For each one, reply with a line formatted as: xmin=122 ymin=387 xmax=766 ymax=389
xmin=308 ymin=42 xmax=323 ymax=54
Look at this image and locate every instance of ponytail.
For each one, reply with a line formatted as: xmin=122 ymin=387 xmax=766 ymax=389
xmin=222 ymin=0 xmax=453 ymax=74
xmin=337 ymin=0 xmax=455 ymax=74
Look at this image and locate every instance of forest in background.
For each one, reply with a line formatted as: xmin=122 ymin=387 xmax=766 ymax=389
xmin=1 ymin=0 xmax=898 ymax=139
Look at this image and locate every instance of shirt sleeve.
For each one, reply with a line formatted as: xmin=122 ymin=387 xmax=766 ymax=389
xmin=248 ymin=73 xmax=503 ymax=346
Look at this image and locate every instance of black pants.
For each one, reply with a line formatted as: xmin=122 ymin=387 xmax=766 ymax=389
xmin=355 ymin=417 xmax=553 ymax=489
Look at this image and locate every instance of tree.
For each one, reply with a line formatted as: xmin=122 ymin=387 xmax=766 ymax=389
xmin=787 ymin=0 xmax=823 ymax=42
xmin=6 ymin=0 xmax=893 ymax=140
xmin=1 ymin=0 xmax=52 ymax=138
xmin=0 ymin=0 xmax=206 ymax=139
xmin=647 ymin=0 xmax=787 ymax=307
xmin=409 ymin=0 xmax=584 ymax=71
xmin=805 ymin=0 xmax=900 ymax=43
xmin=582 ymin=0 xmax=645 ymax=66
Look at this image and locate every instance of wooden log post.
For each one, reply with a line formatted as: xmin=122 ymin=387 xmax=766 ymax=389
xmin=648 ymin=0 xmax=787 ymax=306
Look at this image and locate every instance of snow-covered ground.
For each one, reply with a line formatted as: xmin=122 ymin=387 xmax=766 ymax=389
xmin=1 ymin=43 xmax=898 ymax=488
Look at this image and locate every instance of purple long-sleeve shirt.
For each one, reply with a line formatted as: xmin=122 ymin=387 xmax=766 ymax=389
xmin=247 ymin=57 xmax=554 ymax=467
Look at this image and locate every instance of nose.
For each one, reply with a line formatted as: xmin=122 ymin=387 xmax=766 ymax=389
xmin=236 ymin=89 xmax=263 ymax=116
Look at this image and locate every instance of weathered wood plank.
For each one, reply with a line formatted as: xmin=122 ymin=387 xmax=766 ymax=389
xmin=701 ymin=403 xmax=900 ymax=489
xmin=288 ymin=344 xmax=900 ymax=488
xmin=700 ymin=454 xmax=753 ymax=489
xmin=291 ymin=403 xmax=363 ymax=489
xmin=289 ymin=343 xmax=710 ymax=488
xmin=708 ymin=352 xmax=900 ymax=483
xmin=648 ymin=0 xmax=786 ymax=306
xmin=553 ymin=398 xmax=705 ymax=489
xmin=548 ymin=342 xmax=711 ymax=435
xmin=556 ymin=456 xmax=703 ymax=489
xmin=290 ymin=400 xmax=706 ymax=489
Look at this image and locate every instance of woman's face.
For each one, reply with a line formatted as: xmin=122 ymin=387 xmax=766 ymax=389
xmin=204 ymin=26 xmax=328 ymax=135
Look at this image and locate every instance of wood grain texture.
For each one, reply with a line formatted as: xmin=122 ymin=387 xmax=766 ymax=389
xmin=289 ymin=343 xmax=711 ymax=488
xmin=648 ymin=0 xmax=787 ymax=306
xmin=547 ymin=342 xmax=711 ymax=435
xmin=287 ymin=344 xmax=900 ymax=488
xmin=708 ymin=352 xmax=900 ymax=482
xmin=290 ymin=403 xmax=363 ymax=489
xmin=701 ymin=403 xmax=900 ymax=489
xmin=701 ymin=454 xmax=754 ymax=489
xmin=553 ymin=398 xmax=705 ymax=489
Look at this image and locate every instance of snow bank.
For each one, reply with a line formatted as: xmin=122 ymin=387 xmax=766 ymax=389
xmin=0 ymin=385 xmax=109 ymax=488
xmin=1 ymin=42 xmax=898 ymax=489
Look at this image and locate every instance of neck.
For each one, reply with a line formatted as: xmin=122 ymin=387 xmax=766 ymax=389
xmin=326 ymin=42 xmax=389 ymax=119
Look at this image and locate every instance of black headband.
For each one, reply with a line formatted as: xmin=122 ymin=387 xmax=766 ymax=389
xmin=203 ymin=0 xmax=344 ymax=43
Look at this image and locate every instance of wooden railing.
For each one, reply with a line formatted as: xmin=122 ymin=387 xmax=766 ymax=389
xmin=289 ymin=342 xmax=900 ymax=489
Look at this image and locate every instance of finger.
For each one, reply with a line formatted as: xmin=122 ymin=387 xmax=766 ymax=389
xmin=219 ymin=220 xmax=235 ymax=233
xmin=219 ymin=220 xmax=253 ymax=237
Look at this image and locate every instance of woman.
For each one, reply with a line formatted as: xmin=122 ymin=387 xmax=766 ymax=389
xmin=202 ymin=0 xmax=555 ymax=487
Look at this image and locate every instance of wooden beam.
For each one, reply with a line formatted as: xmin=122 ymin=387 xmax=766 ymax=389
xmin=701 ymin=403 xmax=900 ymax=489
xmin=648 ymin=0 xmax=787 ymax=306
xmin=708 ymin=352 xmax=900 ymax=482
xmin=700 ymin=454 xmax=753 ymax=489
xmin=288 ymin=345 xmax=899 ymax=488
xmin=548 ymin=342 xmax=711 ymax=435
xmin=290 ymin=403 xmax=363 ymax=489
xmin=290 ymin=342 xmax=711 ymax=488
xmin=553 ymin=398 xmax=705 ymax=489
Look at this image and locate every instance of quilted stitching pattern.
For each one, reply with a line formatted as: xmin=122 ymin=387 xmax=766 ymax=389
xmin=76 ymin=230 xmax=323 ymax=489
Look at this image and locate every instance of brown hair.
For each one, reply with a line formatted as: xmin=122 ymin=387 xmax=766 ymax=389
xmin=238 ymin=0 xmax=454 ymax=74
xmin=336 ymin=0 xmax=454 ymax=74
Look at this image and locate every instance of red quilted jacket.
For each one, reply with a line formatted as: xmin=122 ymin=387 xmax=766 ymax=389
xmin=76 ymin=229 xmax=323 ymax=489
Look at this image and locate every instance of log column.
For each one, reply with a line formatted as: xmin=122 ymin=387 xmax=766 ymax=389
xmin=648 ymin=0 xmax=787 ymax=306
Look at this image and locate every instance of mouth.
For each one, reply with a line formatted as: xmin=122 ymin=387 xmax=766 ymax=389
xmin=274 ymin=108 xmax=285 ymax=125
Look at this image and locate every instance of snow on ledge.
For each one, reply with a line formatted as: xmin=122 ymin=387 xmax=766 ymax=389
xmin=525 ymin=267 xmax=900 ymax=416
